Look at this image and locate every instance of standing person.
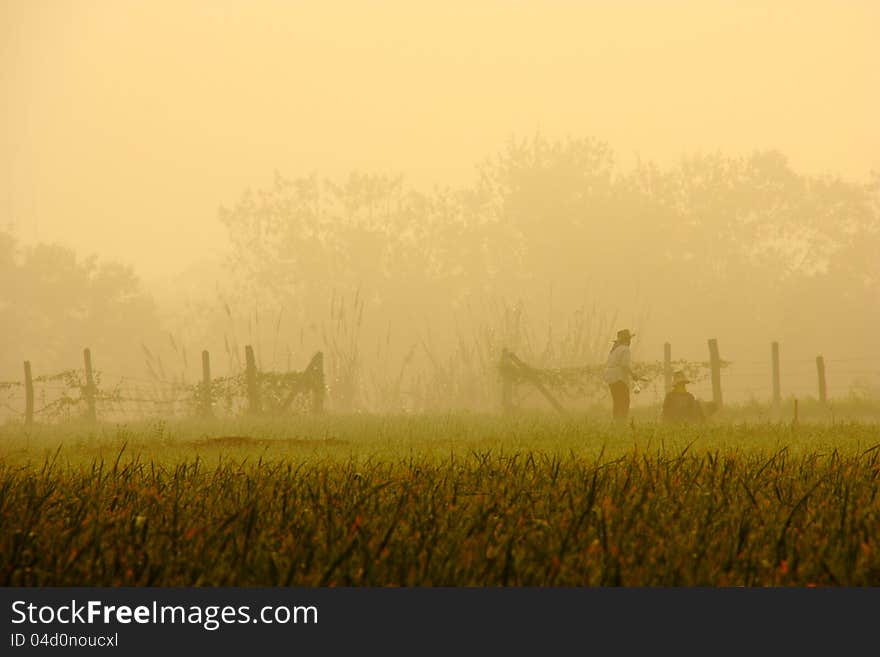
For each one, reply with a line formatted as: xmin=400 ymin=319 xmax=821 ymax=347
xmin=604 ymin=329 xmax=639 ymax=420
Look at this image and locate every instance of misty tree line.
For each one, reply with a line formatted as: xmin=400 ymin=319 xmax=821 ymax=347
xmin=2 ymin=136 xmax=878 ymax=409
xmin=0 ymin=231 xmax=162 ymax=376
xmin=219 ymin=137 xmax=878 ymax=367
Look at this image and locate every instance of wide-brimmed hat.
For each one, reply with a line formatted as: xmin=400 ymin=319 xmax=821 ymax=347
xmin=616 ymin=329 xmax=635 ymax=341
xmin=672 ymin=370 xmax=690 ymax=385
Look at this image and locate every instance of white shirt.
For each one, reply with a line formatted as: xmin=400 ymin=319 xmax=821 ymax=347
xmin=604 ymin=344 xmax=632 ymax=384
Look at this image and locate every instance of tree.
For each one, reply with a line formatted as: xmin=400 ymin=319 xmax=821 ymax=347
xmin=0 ymin=229 xmax=163 ymax=378
xmin=632 ymin=150 xmax=879 ymax=358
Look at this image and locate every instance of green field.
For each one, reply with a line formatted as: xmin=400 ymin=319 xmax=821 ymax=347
xmin=2 ymin=412 xmax=879 ymax=586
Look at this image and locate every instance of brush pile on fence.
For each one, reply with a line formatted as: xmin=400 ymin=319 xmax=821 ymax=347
xmin=498 ymin=343 xmax=723 ymax=415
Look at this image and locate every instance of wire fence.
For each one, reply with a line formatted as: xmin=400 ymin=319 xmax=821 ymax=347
xmin=0 ymin=348 xmax=326 ymax=424
xmin=630 ymin=356 xmax=880 ymax=410
xmin=1 ymin=346 xmax=878 ymax=423
xmin=0 ymin=377 xmax=196 ymax=423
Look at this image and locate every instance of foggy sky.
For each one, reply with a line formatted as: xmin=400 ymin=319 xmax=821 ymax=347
xmin=3 ymin=0 xmax=879 ymax=277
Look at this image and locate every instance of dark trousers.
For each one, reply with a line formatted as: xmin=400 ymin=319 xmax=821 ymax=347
xmin=609 ymin=381 xmax=630 ymax=420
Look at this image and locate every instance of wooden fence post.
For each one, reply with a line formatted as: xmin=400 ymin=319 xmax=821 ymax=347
xmin=663 ymin=343 xmax=672 ymax=394
xmin=201 ymin=350 xmax=213 ymax=417
xmin=244 ymin=345 xmax=260 ymax=415
xmin=771 ymin=341 xmax=781 ymax=409
xmin=500 ymin=349 xmax=513 ymax=415
xmin=24 ymin=360 xmax=34 ymax=426
xmin=816 ymin=355 xmax=827 ymax=403
xmin=707 ymin=338 xmax=723 ymax=409
xmin=311 ymin=351 xmax=325 ymax=414
xmin=83 ymin=348 xmax=97 ymax=422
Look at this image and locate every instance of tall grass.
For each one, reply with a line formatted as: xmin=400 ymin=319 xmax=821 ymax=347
xmin=1 ymin=415 xmax=878 ymax=586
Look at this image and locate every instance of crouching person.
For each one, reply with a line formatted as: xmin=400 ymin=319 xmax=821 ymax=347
xmin=662 ymin=371 xmax=705 ymax=423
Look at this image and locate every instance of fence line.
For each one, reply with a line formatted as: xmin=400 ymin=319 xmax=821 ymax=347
xmin=497 ymin=338 xmax=878 ymax=415
xmin=2 ymin=340 xmax=878 ymax=422
xmin=0 ymin=346 xmax=325 ymax=424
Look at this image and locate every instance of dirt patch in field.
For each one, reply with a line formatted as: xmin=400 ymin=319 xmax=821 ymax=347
xmin=185 ymin=436 xmax=349 ymax=449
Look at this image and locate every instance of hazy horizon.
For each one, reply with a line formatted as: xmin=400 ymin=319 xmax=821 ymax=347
xmin=4 ymin=0 xmax=879 ymax=277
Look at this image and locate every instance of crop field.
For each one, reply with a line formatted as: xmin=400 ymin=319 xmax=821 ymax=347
xmin=1 ymin=412 xmax=879 ymax=586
